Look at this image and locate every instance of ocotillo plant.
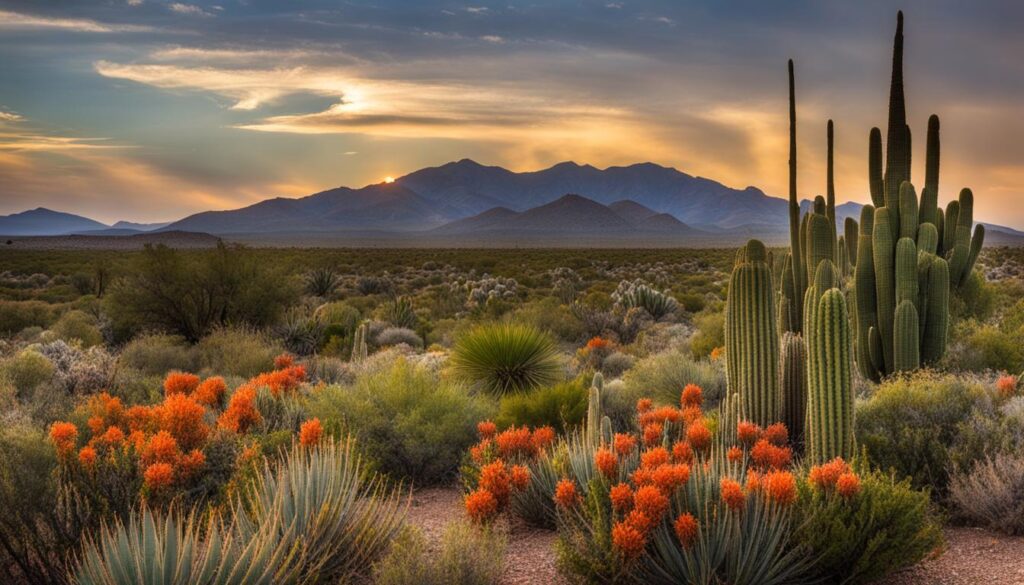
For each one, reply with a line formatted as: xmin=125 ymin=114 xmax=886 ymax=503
xmin=725 ymin=239 xmax=780 ymax=426
xmin=805 ymin=287 xmax=854 ymax=464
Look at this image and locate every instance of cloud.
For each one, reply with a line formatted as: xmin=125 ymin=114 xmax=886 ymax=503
xmin=0 ymin=111 xmax=24 ymax=123
xmin=168 ymin=3 xmax=214 ymax=17
xmin=480 ymin=35 xmax=504 ymax=43
xmin=0 ymin=9 xmax=155 ymax=33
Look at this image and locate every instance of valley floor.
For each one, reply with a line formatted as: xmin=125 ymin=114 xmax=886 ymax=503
xmin=408 ymin=487 xmax=1024 ymax=585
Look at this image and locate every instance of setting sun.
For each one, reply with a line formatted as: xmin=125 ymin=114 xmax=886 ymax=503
xmin=383 ymin=176 xmax=395 ymax=183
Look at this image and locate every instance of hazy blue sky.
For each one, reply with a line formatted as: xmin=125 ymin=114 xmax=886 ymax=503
xmin=0 ymin=1 xmax=1021 ymax=226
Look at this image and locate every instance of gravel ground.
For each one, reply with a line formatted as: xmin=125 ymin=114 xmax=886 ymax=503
xmin=408 ymin=487 xmax=1024 ymax=585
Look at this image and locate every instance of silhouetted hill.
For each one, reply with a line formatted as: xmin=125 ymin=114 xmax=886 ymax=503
xmin=0 ymin=208 xmax=108 ymax=236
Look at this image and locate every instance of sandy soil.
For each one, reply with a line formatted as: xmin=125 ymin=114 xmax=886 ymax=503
xmin=408 ymin=486 xmax=1024 ymax=585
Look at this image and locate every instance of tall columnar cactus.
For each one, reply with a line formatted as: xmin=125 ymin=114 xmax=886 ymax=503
xmin=586 ymin=373 xmax=603 ymax=447
xmin=783 ymin=59 xmax=806 ymax=334
xmin=844 ymin=217 xmax=858 ymax=266
xmin=854 ymin=205 xmax=877 ymax=380
xmin=351 ymin=321 xmax=369 ymax=363
xmin=725 ymin=239 xmax=780 ymax=426
xmin=780 ymin=332 xmax=806 ymax=444
xmin=806 ymin=288 xmax=854 ymax=464
xmin=778 ymin=253 xmax=797 ymax=335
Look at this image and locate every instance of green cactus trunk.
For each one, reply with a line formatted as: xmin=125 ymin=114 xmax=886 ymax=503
xmin=806 ymin=288 xmax=854 ymax=464
xmin=725 ymin=240 xmax=780 ymax=427
xmin=844 ymin=217 xmax=859 ymax=266
xmin=780 ymin=332 xmax=806 ymax=444
xmin=893 ymin=300 xmax=920 ymax=372
xmin=872 ymin=208 xmax=896 ymax=373
xmin=785 ymin=60 xmax=805 ymax=333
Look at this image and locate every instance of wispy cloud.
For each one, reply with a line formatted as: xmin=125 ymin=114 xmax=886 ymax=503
xmin=0 ymin=9 xmax=154 ymax=33
xmin=168 ymin=3 xmax=214 ymax=17
xmin=0 ymin=111 xmax=24 ymax=123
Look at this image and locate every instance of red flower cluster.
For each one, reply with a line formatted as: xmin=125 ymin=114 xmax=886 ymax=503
xmin=300 ymin=418 xmax=323 ymax=446
xmin=809 ymin=457 xmax=861 ymax=499
xmin=554 ymin=478 xmax=580 ymax=509
xmin=997 ymin=374 xmax=1019 ymax=398
xmin=465 ymin=420 xmax=546 ymax=523
xmin=586 ymin=336 xmax=612 ymax=351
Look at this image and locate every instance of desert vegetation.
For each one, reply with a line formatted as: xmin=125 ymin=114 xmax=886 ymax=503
xmin=1 ymin=11 xmax=1023 ymax=585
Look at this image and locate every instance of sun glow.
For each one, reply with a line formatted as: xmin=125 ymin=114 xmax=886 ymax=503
xmin=383 ymin=176 xmax=395 ymax=183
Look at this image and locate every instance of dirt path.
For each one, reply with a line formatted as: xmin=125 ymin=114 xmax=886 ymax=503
xmin=408 ymin=487 xmax=1024 ymax=585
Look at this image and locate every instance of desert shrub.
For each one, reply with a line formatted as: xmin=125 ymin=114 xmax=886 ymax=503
xmin=621 ymin=348 xmax=725 ymax=410
xmin=601 ymin=351 xmax=635 ymax=378
xmin=195 ymin=326 xmax=281 ymax=378
xmin=372 ymin=521 xmax=507 ymax=585
xmin=495 ymin=377 xmax=589 ymax=433
xmin=794 ymin=464 xmax=943 ymax=585
xmin=375 ymin=326 xmax=423 ymax=348
xmin=50 ymin=310 xmax=103 ymax=348
xmin=611 ymin=279 xmax=678 ymax=320
xmin=305 ymin=266 xmax=340 ymax=297
xmin=512 ymin=297 xmax=586 ymax=342
xmin=275 ymin=307 xmax=325 ymax=355
xmin=0 ymin=300 xmax=56 ymax=335
xmin=118 ymin=333 xmax=196 ymax=377
xmin=944 ymin=321 xmax=1024 ymax=374
xmin=0 ymin=349 xmax=55 ymax=398
xmin=315 ymin=301 xmax=362 ymax=329
xmin=451 ymin=322 xmax=563 ymax=395
xmin=688 ymin=310 xmax=724 ymax=358
xmin=380 ymin=296 xmax=418 ymax=329
xmin=104 ymin=242 xmax=294 ymax=342
xmin=855 ymin=371 xmax=990 ymax=496
xmin=307 ymin=359 xmax=495 ymax=485
xmin=949 ymin=452 xmax=1024 ymax=535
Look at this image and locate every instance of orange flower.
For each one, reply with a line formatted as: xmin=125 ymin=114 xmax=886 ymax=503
xmin=510 ymin=465 xmax=531 ymax=490
xmin=86 ymin=393 xmax=127 ymax=435
xmin=477 ymin=420 xmax=497 ymax=439
xmin=672 ymin=441 xmax=693 ymax=465
xmin=49 ymin=422 xmax=78 ymax=459
xmin=554 ymin=478 xmax=579 ymax=508
xmin=633 ymin=485 xmax=669 ymax=520
xmin=586 ymin=336 xmax=611 ymax=350
xmin=250 ymin=365 xmax=306 ymax=397
xmin=643 ymin=423 xmax=663 ymax=447
xmin=470 ymin=439 xmax=492 ymax=464
xmin=631 ymin=467 xmax=654 ymax=486
xmin=686 ymin=420 xmax=711 ymax=451
xmin=178 ymin=449 xmax=206 ymax=479
xmin=532 ymin=426 xmax=556 ymax=451
xmin=78 ymin=446 xmax=97 ymax=468
xmin=192 ymin=377 xmax=227 ymax=408
xmin=465 ymin=489 xmax=499 ymax=523
xmin=681 ymin=384 xmax=703 ymax=408
xmin=614 ymin=433 xmax=637 ymax=456
xmin=100 ymin=425 xmax=126 ymax=446
xmin=155 ymin=393 xmax=208 ymax=451
xmin=625 ymin=509 xmax=656 ymax=533
xmin=300 ymin=418 xmax=323 ymax=446
xmin=610 ymin=483 xmax=633 ymax=512
xmin=595 ymin=447 xmax=618 ymax=478
xmin=87 ymin=416 xmax=105 ymax=437
xmin=495 ymin=426 xmax=535 ymax=458
xmin=128 ymin=430 xmax=147 ymax=452
xmin=639 ymin=406 xmax=683 ymax=427
xmin=681 ymin=405 xmax=703 ymax=425
xmin=736 ymin=421 xmax=761 ymax=446
xmin=636 ymin=398 xmax=653 ymax=414
xmin=164 ymin=372 xmax=200 ymax=396
xmin=763 ymin=470 xmax=797 ymax=506
xmin=750 ymin=439 xmax=792 ymax=470
xmin=720 ymin=478 xmax=745 ymax=511
xmin=652 ymin=464 xmax=690 ymax=494
xmin=127 ymin=405 xmax=154 ymax=432
xmin=218 ymin=386 xmax=261 ymax=433
xmin=273 ymin=353 xmax=295 ymax=370
xmin=612 ymin=521 xmax=647 ymax=560
xmin=745 ymin=469 xmax=762 ymax=493
xmin=641 ymin=447 xmax=669 ymax=469
xmin=727 ymin=445 xmax=743 ymax=462
xmin=809 ymin=458 xmax=851 ymax=491
xmin=144 ymin=462 xmax=174 ymax=491
xmin=480 ymin=460 xmax=512 ymax=506
xmin=836 ymin=472 xmax=861 ymax=499
xmin=710 ymin=346 xmax=724 ymax=361
xmin=997 ymin=375 xmax=1018 ymax=398
xmin=144 ymin=431 xmax=180 ymax=465
xmin=763 ymin=422 xmax=788 ymax=447
xmin=674 ymin=513 xmax=699 ymax=549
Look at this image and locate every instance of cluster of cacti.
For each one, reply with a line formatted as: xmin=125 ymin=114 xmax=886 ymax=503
xmin=350 ymin=321 xmax=369 ymax=363
xmin=802 ymin=261 xmax=854 ymax=463
xmin=849 ymin=12 xmax=980 ymax=381
xmin=725 ymin=240 xmax=780 ymax=426
xmin=585 ymin=372 xmax=613 ymax=447
xmin=779 ymin=331 xmax=806 ymax=444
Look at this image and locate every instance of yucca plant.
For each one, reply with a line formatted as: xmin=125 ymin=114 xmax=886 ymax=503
xmin=305 ymin=267 xmax=340 ymax=298
xmin=451 ymin=322 xmax=563 ymax=395
xmin=73 ymin=507 xmax=291 ymax=585
xmin=612 ymin=280 xmax=679 ymax=320
xmin=382 ymin=296 xmax=418 ymax=329
xmin=237 ymin=437 xmax=407 ymax=584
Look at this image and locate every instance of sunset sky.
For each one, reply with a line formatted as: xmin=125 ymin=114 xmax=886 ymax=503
xmin=0 ymin=0 xmax=1021 ymax=226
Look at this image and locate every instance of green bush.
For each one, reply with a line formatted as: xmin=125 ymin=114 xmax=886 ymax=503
xmin=451 ymin=322 xmax=563 ymax=395
xmin=855 ymin=371 xmax=990 ymax=496
xmin=945 ymin=321 xmax=1024 ymax=374
xmin=50 ymin=310 xmax=103 ymax=348
xmin=794 ymin=467 xmax=944 ymax=585
xmin=118 ymin=333 xmax=195 ymax=377
xmin=195 ymin=326 xmax=282 ymax=378
xmin=512 ymin=297 xmax=585 ymax=342
xmin=0 ymin=300 xmax=56 ymax=335
xmin=0 ymin=349 xmax=55 ymax=398
xmin=621 ymin=348 xmax=725 ymax=409
xmin=372 ymin=521 xmax=507 ymax=585
xmin=689 ymin=310 xmax=724 ymax=358
xmin=306 ymin=359 xmax=495 ymax=485
xmin=495 ymin=376 xmax=588 ymax=433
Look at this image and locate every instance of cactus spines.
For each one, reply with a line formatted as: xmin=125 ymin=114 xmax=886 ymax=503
xmin=922 ymin=257 xmax=950 ymax=363
xmin=780 ymin=332 xmax=806 ymax=444
xmin=844 ymin=217 xmax=858 ymax=266
xmin=917 ymin=223 xmax=939 ymax=256
xmin=872 ymin=207 xmax=896 ymax=373
xmin=854 ymin=205 xmax=878 ymax=380
xmin=920 ymin=114 xmax=940 ymax=226
xmin=869 ymin=127 xmax=885 ymax=208
xmin=725 ymin=239 xmax=780 ymax=426
xmin=806 ymin=288 xmax=854 ymax=464
xmin=893 ymin=300 xmax=920 ymax=372
xmin=807 ymin=212 xmax=835 ymax=282
xmin=899 ymin=182 xmax=919 ymax=240
xmin=895 ymin=237 xmax=919 ymax=310
xmin=778 ymin=253 xmax=797 ymax=335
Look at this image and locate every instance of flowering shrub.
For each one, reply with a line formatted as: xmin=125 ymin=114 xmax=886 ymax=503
xmin=996 ymin=374 xmax=1019 ymax=398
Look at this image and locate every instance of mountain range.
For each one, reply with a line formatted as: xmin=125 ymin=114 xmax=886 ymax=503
xmin=3 ymin=159 xmax=1023 ymax=246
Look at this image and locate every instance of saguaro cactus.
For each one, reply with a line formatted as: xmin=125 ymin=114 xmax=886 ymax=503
xmin=725 ymin=239 xmax=780 ymax=426
xmin=780 ymin=332 xmax=806 ymax=444
xmin=806 ymin=288 xmax=854 ymax=464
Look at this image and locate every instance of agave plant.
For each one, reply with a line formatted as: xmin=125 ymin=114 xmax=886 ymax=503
xmin=73 ymin=507 xmax=291 ymax=585
xmin=450 ymin=322 xmax=563 ymax=395
xmin=305 ymin=267 xmax=340 ymax=298
xmin=237 ymin=437 xmax=407 ymax=583
xmin=612 ymin=280 xmax=679 ymax=320
xmin=382 ymin=296 xmax=418 ymax=329
xmin=275 ymin=308 xmax=325 ymax=356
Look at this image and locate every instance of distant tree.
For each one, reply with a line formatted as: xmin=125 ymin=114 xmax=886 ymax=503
xmin=105 ymin=242 xmax=295 ymax=342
